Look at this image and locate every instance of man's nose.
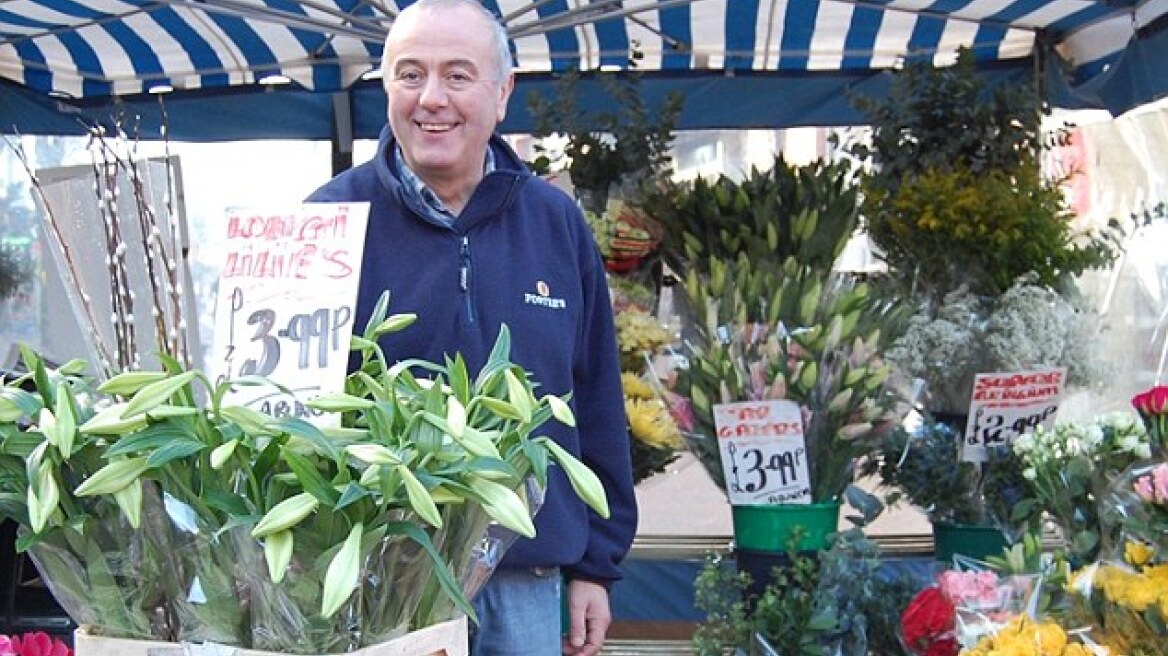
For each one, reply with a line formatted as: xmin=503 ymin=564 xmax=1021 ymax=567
xmin=418 ymin=76 xmax=448 ymax=107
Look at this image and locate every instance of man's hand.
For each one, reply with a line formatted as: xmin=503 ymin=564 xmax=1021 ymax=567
xmin=561 ymin=578 xmax=611 ymax=656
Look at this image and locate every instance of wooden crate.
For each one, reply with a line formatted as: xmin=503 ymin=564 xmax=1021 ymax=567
xmin=73 ymin=616 xmax=467 ymax=656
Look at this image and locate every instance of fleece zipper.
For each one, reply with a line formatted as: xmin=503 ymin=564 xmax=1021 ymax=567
xmin=459 ymin=235 xmax=475 ymax=324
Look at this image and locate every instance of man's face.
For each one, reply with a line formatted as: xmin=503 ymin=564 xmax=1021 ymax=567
xmin=383 ymin=4 xmax=514 ymax=188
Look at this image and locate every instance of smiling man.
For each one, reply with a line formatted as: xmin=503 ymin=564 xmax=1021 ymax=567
xmin=304 ymin=1 xmax=637 ymax=655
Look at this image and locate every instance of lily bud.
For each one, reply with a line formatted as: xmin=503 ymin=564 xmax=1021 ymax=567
xmin=344 ymin=444 xmax=402 ymax=466
xmin=469 ymin=477 xmax=535 ymax=538
xmin=535 ymin=437 xmax=610 ymax=519
xmin=264 ymin=530 xmax=295 ymax=583
xmin=210 ymin=439 xmax=239 ymax=470
xmin=398 ymin=465 xmax=442 ymax=528
xmin=98 ymin=371 xmax=170 ymax=396
xmin=252 ymin=492 xmax=320 ymax=538
xmin=113 ymin=478 xmax=143 ymax=529
xmin=321 ymin=523 xmax=364 ymax=618
xmin=543 ymin=394 xmax=576 ymax=427
xmin=75 ymin=457 xmax=149 ymax=497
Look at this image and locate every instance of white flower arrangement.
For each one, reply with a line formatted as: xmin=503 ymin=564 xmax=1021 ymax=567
xmin=1013 ymin=412 xmax=1151 ymax=480
xmin=885 ymin=274 xmax=1108 ymax=414
xmin=1012 ymin=411 xmax=1151 ymax=561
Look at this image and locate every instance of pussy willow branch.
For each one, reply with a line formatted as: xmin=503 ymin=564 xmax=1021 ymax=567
xmin=2 ymin=133 xmax=119 ymax=373
xmin=155 ymin=98 xmax=193 ymax=369
xmin=88 ymin=131 xmax=138 ymax=373
xmin=85 ymin=115 xmax=192 ymax=373
xmin=119 ymin=121 xmax=192 ymax=369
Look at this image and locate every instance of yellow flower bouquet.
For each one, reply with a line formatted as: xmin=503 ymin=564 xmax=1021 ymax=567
xmin=959 ymin=615 xmax=1098 ymax=656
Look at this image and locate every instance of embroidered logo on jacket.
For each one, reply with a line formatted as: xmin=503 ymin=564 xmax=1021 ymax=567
xmin=524 ymin=280 xmax=566 ymax=309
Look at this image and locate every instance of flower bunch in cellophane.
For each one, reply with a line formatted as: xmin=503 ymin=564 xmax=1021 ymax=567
xmin=1059 ymin=385 xmax=1168 ymax=656
xmin=0 ymin=295 xmax=610 ymax=654
xmin=1064 ymin=544 xmax=1168 ymax=656
xmin=1013 ymin=412 xmax=1152 ymax=563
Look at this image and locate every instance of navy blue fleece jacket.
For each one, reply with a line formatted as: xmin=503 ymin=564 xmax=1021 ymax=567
xmin=306 ymin=126 xmax=637 ymax=585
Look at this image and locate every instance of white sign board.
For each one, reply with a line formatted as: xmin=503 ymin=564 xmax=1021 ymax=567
xmin=209 ymin=203 xmax=369 ymax=426
xmin=714 ymin=399 xmax=811 ymax=505
xmin=961 ymin=368 xmax=1065 ymax=462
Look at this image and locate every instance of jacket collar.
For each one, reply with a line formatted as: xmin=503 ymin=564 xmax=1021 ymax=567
xmin=373 ymin=125 xmax=530 ymax=231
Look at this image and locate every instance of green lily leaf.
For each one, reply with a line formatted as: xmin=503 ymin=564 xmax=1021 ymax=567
xmin=267 ymin=416 xmax=340 ymax=461
xmin=281 ymin=447 xmax=340 ymax=506
xmin=385 ymin=520 xmax=477 ymax=624
xmin=0 ymin=387 xmax=42 ymax=422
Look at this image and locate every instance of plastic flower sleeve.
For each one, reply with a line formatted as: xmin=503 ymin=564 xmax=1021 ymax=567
xmin=24 ymin=484 xmax=183 ymax=640
xmin=413 ymin=476 xmax=546 ymax=629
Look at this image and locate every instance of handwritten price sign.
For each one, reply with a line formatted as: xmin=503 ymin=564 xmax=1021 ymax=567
xmin=961 ymin=368 xmax=1065 ymax=462
xmin=210 ymin=203 xmax=369 ymax=426
xmin=714 ymin=399 xmax=811 ymax=505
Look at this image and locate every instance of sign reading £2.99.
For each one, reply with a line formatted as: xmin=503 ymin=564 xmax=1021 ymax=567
xmin=714 ymin=399 xmax=811 ymax=505
xmin=209 ymin=203 xmax=370 ymax=427
xmin=961 ymin=368 xmax=1066 ymax=462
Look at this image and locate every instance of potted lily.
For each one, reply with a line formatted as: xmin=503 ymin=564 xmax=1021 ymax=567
xmin=644 ymin=156 xmax=909 ymax=554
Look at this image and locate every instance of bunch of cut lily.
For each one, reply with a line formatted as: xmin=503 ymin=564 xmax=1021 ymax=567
xmin=0 ymin=293 xmax=608 ymax=654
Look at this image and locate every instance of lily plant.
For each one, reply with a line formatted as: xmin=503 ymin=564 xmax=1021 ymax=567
xmin=0 ymin=292 xmax=608 ymax=654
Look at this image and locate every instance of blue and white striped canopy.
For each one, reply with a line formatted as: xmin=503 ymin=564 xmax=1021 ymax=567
xmin=1 ymin=0 xmax=1162 ymax=98
xmin=1 ymin=0 xmax=1166 ymax=138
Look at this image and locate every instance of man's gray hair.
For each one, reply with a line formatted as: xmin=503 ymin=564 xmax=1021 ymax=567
xmin=382 ymin=0 xmax=514 ymax=82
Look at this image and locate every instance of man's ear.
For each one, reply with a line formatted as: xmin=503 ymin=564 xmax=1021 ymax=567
xmin=497 ymin=73 xmax=515 ymax=123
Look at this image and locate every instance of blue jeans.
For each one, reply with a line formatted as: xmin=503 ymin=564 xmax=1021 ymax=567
xmin=469 ymin=567 xmax=562 ymax=655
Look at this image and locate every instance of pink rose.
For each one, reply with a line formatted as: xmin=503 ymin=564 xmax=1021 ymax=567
xmin=664 ymin=391 xmax=695 ymax=433
xmin=1153 ymin=463 xmax=1168 ymax=503
xmin=1135 ymin=474 xmax=1156 ymax=503
xmin=0 ymin=636 xmax=18 ymax=656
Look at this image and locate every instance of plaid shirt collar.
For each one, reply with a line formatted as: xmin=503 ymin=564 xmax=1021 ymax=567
xmin=395 ymin=144 xmax=495 ymax=225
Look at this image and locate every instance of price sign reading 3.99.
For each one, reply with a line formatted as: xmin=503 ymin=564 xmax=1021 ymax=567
xmin=210 ymin=203 xmax=370 ymax=427
xmin=714 ymin=399 xmax=811 ymax=506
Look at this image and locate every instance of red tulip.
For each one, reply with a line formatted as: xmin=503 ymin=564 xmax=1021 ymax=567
xmin=11 ymin=633 xmax=72 ymax=656
xmin=1132 ymin=385 xmax=1168 ymax=415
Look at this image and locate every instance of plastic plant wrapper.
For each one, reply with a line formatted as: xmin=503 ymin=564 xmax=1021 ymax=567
xmin=412 ymin=477 xmax=545 ymax=630
xmin=1063 ymin=557 xmax=1168 ymax=656
xmin=1060 ymin=459 xmax=1168 ymax=654
xmin=23 ymin=488 xmax=184 ymax=641
xmin=1013 ymin=413 xmax=1152 ymax=563
xmin=897 ymin=560 xmax=1042 ymax=655
xmin=941 ymin=567 xmax=1041 ymax=649
xmin=958 ymin=614 xmax=1101 ymax=656
xmin=0 ymin=303 xmax=608 ymax=654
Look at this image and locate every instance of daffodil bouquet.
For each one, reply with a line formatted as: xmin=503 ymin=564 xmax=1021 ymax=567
xmin=0 ymin=293 xmax=609 ymax=654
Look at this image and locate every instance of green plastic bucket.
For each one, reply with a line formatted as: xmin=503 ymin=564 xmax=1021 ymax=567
xmin=731 ymin=502 xmax=841 ymax=552
xmin=932 ymin=521 xmax=1009 ymax=562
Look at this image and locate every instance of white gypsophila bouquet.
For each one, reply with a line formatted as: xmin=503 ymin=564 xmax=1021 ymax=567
xmin=1012 ymin=412 xmax=1151 ymax=562
xmin=885 ymin=273 xmax=1108 ymax=415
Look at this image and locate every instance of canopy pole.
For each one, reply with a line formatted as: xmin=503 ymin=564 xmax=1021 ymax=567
xmin=332 ymin=91 xmax=354 ymax=175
